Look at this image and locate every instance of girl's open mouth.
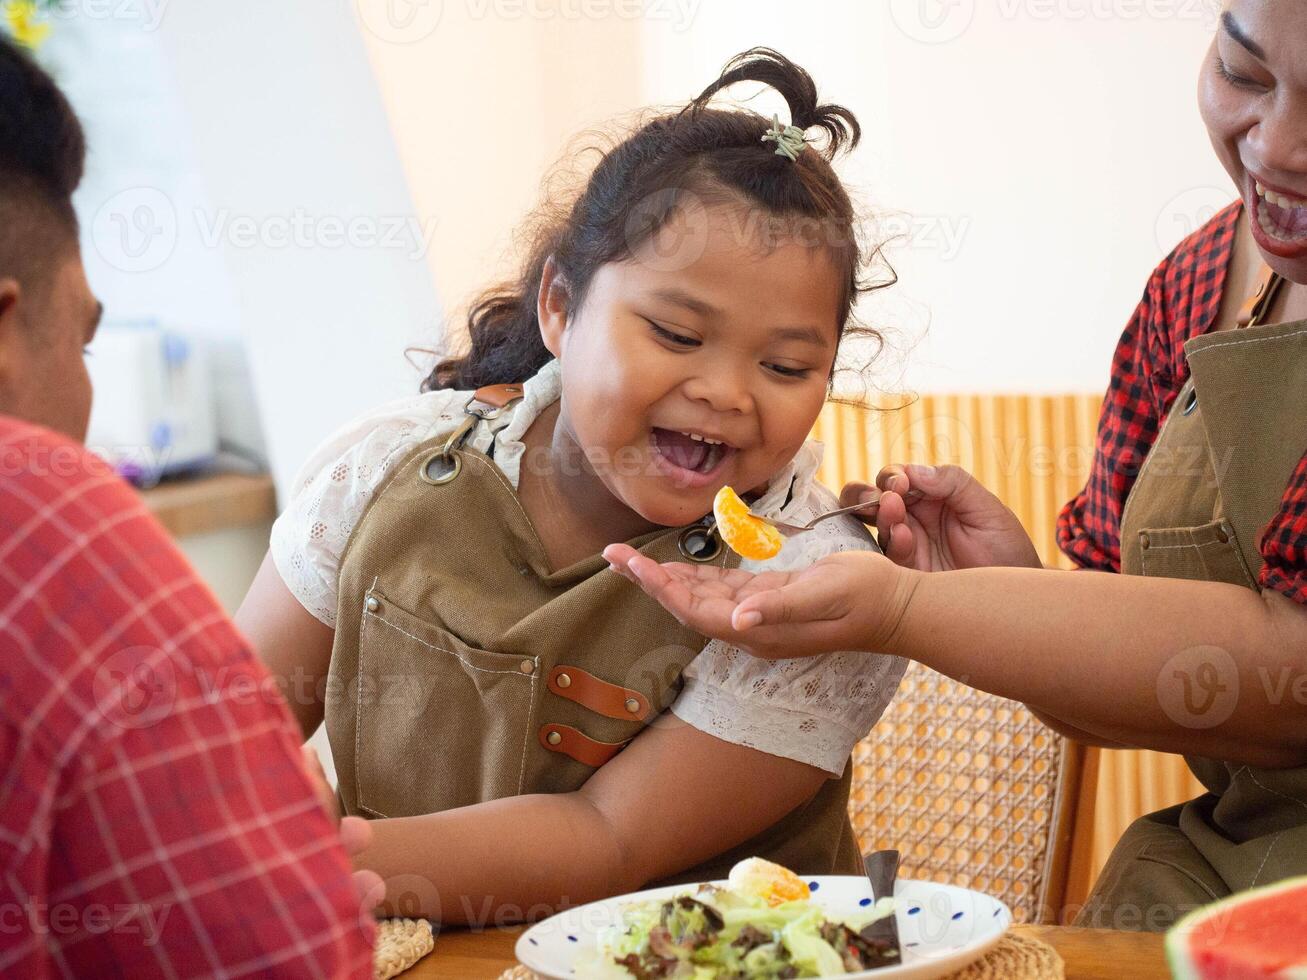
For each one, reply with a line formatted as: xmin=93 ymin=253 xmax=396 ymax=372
xmin=1251 ymin=176 xmax=1307 ymax=259
xmin=650 ymin=427 xmax=736 ymax=488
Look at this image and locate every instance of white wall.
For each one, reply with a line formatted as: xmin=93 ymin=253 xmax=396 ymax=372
xmin=365 ymin=0 xmax=1233 ymax=397
xmin=355 ymin=0 xmax=647 ymax=340
xmin=51 ymin=1 xmax=441 ymax=498
xmin=54 ymin=3 xmax=1234 ymax=470
xmin=652 ymin=2 xmax=1236 ymax=393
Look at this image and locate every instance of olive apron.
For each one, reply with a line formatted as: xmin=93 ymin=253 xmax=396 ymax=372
xmin=1077 ymin=275 xmax=1307 ymax=931
xmin=325 ymin=385 xmax=863 ymax=885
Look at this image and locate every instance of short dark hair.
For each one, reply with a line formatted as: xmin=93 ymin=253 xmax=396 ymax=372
xmin=0 ymin=33 xmax=86 ymax=293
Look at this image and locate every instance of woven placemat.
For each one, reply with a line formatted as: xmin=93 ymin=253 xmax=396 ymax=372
xmin=374 ymin=917 xmax=435 ymax=980
xmin=496 ymin=931 xmax=1063 ymax=980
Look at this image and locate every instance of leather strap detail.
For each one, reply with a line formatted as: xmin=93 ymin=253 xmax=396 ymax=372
xmin=1237 ymin=264 xmax=1283 ymax=328
xmin=548 ymin=666 xmax=652 ymax=722
xmin=471 ymin=384 xmax=526 ymax=409
xmin=538 ymin=724 xmax=628 ymax=767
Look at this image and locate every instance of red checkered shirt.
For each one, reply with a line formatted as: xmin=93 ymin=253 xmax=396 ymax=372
xmin=0 ymin=418 xmax=375 ymax=978
xmin=1058 ymin=201 xmax=1307 ymax=604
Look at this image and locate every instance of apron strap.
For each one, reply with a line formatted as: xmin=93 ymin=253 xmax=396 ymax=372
xmin=472 ymin=383 xmax=526 ymax=409
xmin=419 ymin=384 xmax=528 ymax=484
xmin=1236 ymin=264 xmax=1286 ymax=329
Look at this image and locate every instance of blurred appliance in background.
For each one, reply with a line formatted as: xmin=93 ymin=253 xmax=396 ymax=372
xmin=86 ymin=321 xmax=267 ymax=486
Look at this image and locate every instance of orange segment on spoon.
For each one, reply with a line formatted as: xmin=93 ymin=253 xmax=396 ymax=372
xmin=713 ymin=486 xmax=783 ymax=561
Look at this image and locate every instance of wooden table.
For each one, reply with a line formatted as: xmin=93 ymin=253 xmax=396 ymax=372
xmin=139 ymin=472 xmax=277 ymax=537
xmin=398 ymin=924 xmax=1168 ymax=979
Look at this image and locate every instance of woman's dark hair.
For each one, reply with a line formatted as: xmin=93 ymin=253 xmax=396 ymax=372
xmin=0 ymin=34 xmax=86 ymax=289
xmin=425 ymin=47 xmax=889 ymax=393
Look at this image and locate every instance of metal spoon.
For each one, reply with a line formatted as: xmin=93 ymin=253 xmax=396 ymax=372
xmin=741 ymin=488 xmax=926 ymax=537
xmin=859 ymin=848 xmax=902 ymax=961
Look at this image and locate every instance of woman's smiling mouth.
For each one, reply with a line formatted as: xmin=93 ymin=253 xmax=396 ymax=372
xmin=1250 ymin=173 xmax=1307 ymax=258
xmin=650 ymin=427 xmax=737 ymax=488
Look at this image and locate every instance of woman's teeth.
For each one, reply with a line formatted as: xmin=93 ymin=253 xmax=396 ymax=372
xmin=1254 ymin=181 xmax=1307 ymax=243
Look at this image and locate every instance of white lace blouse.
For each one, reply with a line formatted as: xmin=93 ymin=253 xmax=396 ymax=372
xmin=270 ymin=360 xmax=906 ymax=775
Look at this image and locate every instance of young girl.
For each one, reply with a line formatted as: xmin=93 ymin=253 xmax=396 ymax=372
xmin=236 ymin=48 xmax=906 ymax=923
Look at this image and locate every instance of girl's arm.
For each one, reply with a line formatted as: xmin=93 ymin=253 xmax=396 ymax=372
xmin=235 ymin=552 xmax=336 ymax=740
xmin=356 ymin=714 xmax=828 ymax=923
xmin=604 ymin=548 xmax=1307 ymax=770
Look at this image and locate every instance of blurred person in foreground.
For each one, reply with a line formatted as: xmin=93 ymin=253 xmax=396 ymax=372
xmin=0 ymin=33 xmax=378 ymax=976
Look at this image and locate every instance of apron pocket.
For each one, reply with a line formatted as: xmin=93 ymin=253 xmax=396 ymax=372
xmin=1136 ymin=521 xmax=1258 ymax=589
xmin=354 ymin=588 xmax=537 ymax=818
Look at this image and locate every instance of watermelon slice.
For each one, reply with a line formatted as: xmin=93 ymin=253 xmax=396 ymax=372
xmin=1167 ymin=876 xmax=1307 ymax=979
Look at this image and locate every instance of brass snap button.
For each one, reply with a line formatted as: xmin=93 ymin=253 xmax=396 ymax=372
xmin=678 ymin=524 xmax=723 ymax=563
xmin=1139 ymin=532 xmax=1151 ymax=550
xmin=625 ymin=698 xmax=640 ymax=714
xmin=519 ymin=660 xmax=536 ymax=675
xmin=365 ymin=596 xmax=381 ymax=613
xmin=1215 ymin=524 xmax=1230 ymax=544
xmin=546 ymin=730 xmax=562 ymax=746
xmin=557 ymin=673 xmax=572 ymax=689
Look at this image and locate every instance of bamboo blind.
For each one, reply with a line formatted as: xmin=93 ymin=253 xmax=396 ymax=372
xmin=813 ymin=395 xmax=1204 ymax=914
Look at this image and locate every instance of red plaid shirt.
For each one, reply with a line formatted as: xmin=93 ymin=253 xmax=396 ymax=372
xmin=0 ymin=418 xmax=375 ymax=977
xmin=1058 ymin=201 xmax=1307 ymax=604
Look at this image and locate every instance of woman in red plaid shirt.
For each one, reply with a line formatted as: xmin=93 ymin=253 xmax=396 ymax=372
xmin=0 ymin=35 xmax=377 ymax=976
xmin=607 ymin=0 xmax=1307 ymax=933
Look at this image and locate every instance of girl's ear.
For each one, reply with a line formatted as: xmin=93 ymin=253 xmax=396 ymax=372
xmin=536 ymin=255 xmax=569 ymax=358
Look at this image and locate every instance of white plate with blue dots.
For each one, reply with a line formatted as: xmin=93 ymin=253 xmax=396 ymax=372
xmin=515 ymin=876 xmax=1012 ymax=979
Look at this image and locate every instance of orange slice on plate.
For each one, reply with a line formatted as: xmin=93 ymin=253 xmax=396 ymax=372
xmin=713 ymin=486 xmax=783 ymax=561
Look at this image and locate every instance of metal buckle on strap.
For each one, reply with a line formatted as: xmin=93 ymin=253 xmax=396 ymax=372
xmin=419 ymin=387 xmax=526 ymax=486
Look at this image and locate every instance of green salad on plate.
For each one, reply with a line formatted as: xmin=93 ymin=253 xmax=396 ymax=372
xmin=576 ymin=858 xmax=899 ymax=980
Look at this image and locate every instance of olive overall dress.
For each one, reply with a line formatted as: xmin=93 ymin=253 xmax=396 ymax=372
xmin=1079 ymin=272 xmax=1307 ymax=930
xmin=324 ymin=385 xmax=863 ymax=885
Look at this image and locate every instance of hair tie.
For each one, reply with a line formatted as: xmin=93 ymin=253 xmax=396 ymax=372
xmin=761 ymin=115 xmax=807 ymax=162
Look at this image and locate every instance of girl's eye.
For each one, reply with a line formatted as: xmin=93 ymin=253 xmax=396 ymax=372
xmin=1216 ymin=58 xmax=1264 ymax=91
xmin=765 ymin=362 xmax=811 ymax=379
xmin=649 ymin=322 xmax=700 ymax=348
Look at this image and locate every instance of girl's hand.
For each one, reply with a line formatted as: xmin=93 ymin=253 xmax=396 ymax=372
xmin=302 ymin=747 xmax=386 ymax=915
xmin=603 ymin=545 xmax=916 ymax=659
xmin=844 ymin=463 xmax=1042 ymax=572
